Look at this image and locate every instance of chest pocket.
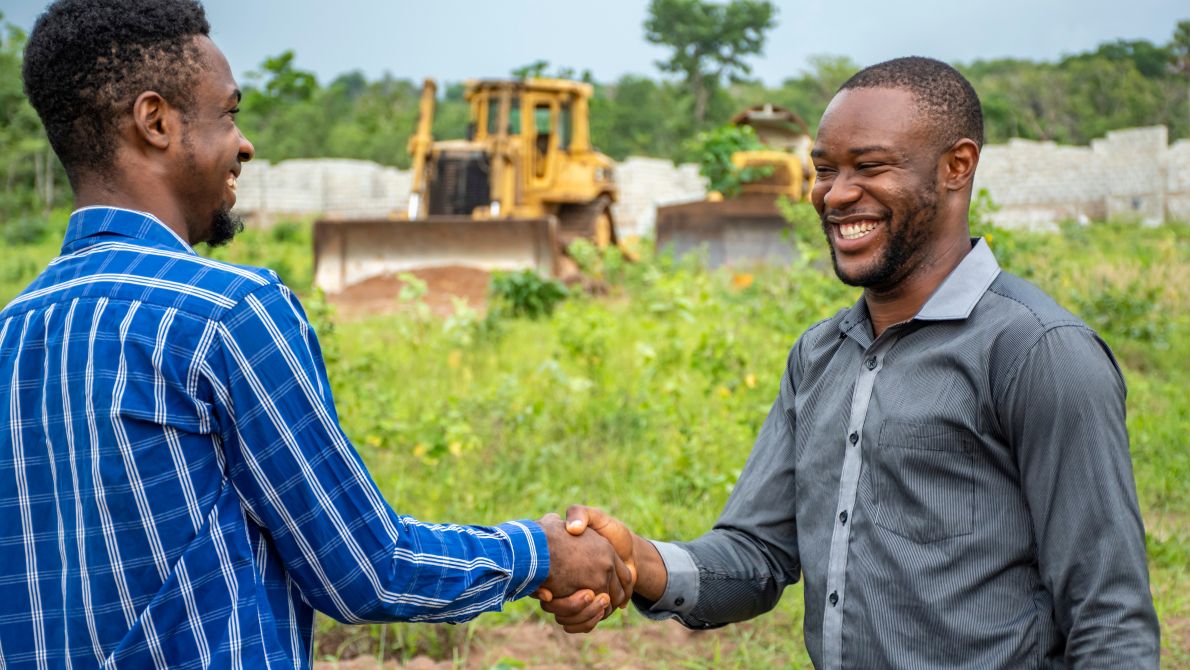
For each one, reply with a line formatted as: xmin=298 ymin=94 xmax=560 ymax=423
xmin=872 ymin=420 xmax=975 ymax=544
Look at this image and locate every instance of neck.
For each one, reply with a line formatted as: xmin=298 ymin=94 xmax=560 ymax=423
xmin=863 ymin=233 xmax=971 ymax=338
xmin=73 ymin=175 xmax=191 ymax=245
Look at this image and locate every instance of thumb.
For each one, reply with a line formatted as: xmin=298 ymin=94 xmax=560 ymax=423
xmin=565 ymin=505 xmax=593 ymax=536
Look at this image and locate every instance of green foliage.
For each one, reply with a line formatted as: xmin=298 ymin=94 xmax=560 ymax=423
xmin=488 ymin=270 xmax=569 ymax=319
xmin=689 ymin=124 xmax=773 ymax=197
xmin=644 ymin=0 xmax=777 ymax=126
xmin=2 ymin=212 xmax=1187 ymax=665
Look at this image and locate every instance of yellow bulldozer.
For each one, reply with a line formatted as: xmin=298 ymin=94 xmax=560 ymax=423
xmin=654 ymin=104 xmax=814 ymax=268
xmin=313 ymin=78 xmax=620 ymax=294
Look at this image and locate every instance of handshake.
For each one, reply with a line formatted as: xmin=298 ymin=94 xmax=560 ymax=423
xmin=533 ymin=506 xmax=662 ymax=633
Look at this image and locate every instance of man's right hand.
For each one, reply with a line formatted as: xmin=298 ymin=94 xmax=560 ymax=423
xmin=536 ymin=513 xmax=634 ymax=615
xmin=537 ymin=506 xmax=668 ymax=634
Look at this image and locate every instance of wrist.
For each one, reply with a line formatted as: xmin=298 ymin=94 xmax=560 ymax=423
xmin=632 ymin=534 xmax=668 ymax=602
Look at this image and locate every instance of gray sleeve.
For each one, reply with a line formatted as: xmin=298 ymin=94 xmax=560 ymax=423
xmin=1000 ymin=325 xmax=1160 ymax=668
xmin=634 ymin=348 xmax=802 ymax=629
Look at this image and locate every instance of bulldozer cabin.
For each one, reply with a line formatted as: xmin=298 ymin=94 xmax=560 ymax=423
xmin=313 ymin=78 xmax=621 ymax=294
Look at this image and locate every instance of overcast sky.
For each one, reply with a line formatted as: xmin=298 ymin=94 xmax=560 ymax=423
xmin=4 ymin=0 xmax=1187 ymax=86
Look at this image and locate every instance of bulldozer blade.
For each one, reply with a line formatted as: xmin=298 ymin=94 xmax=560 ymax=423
xmin=654 ymin=197 xmax=799 ymax=269
xmin=313 ymin=217 xmax=559 ymax=294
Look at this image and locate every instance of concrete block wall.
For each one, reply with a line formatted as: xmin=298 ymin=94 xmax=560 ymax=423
xmin=611 ymin=156 xmax=706 ymax=237
xmin=234 ymin=125 xmax=1187 ymax=232
xmin=234 ymin=159 xmax=411 ymax=224
xmin=1168 ymin=140 xmax=1190 ymax=223
xmin=974 ymin=126 xmax=1178 ymax=229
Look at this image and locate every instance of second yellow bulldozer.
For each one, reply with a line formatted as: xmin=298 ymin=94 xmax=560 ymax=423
xmin=654 ymin=104 xmax=815 ymax=269
xmin=314 ymin=78 xmax=620 ymax=293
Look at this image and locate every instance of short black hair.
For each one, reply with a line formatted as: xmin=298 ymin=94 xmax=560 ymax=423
xmin=22 ymin=0 xmax=211 ymax=180
xmin=839 ymin=56 xmax=984 ymax=149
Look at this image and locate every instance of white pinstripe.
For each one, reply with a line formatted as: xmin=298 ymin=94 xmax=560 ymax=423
xmin=174 ymin=560 xmax=211 ymax=667
xmin=8 ymin=314 xmax=49 ymax=670
xmin=59 ymin=299 xmax=106 ymax=663
xmin=37 ymin=305 xmax=72 ymax=670
xmin=245 ymin=293 xmax=402 ymax=543
xmin=152 ymin=307 xmax=203 ymax=533
xmin=7 ymin=274 xmax=236 ymax=310
xmin=84 ymin=298 xmax=138 ymax=628
xmin=207 ymin=503 xmax=242 ymax=670
xmin=110 ymin=302 xmax=171 ymax=584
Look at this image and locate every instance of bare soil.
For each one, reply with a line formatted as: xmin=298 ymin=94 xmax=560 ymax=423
xmin=313 ymin=619 xmax=735 ymax=670
xmin=328 ymin=266 xmax=491 ymax=319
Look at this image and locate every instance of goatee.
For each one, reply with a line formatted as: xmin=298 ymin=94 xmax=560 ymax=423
xmin=205 ymin=209 xmax=244 ymax=248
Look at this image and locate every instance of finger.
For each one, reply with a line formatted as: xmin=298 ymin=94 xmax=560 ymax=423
xmin=563 ymin=614 xmax=604 ymax=634
xmin=606 ymin=565 xmax=626 ymax=611
xmin=539 ymin=589 xmax=595 ymax=617
xmin=554 ymin=593 xmax=609 ymax=627
xmin=534 ymin=587 xmax=554 ymax=603
xmin=577 ymin=508 xmax=635 ymax=567
xmin=564 ymin=505 xmax=592 ymax=536
xmin=612 ymin=553 xmax=634 ymax=609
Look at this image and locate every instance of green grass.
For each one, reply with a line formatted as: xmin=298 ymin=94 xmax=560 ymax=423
xmin=2 ymin=214 xmax=1187 ymax=667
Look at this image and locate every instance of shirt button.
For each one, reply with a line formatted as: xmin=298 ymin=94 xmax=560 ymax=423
xmin=829 ymin=591 xmax=839 ymax=606
xmin=865 ymin=356 xmax=878 ymax=370
xmin=839 ymin=510 xmax=848 ymax=524
xmin=848 ymin=432 xmax=859 ymax=445
xmin=674 ymin=597 xmax=685 ymax=607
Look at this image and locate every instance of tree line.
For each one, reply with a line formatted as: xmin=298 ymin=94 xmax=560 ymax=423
xmin=2 ymin=2 xmax=1189 ymax=221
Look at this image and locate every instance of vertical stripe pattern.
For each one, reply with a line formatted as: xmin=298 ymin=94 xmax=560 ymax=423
xmin=0 ymin=207 xmax=550 ymax=669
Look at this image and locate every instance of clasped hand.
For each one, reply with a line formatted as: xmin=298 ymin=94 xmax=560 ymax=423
xmin=534 ymin=507 xmax=637 ymax=633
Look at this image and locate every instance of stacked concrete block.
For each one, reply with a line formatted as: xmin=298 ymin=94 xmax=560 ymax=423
xmin=1167 ymin=140 xmax=1190 ymax=223
xmin=235 ymin=125 xmax=1187 ymax=232
xmin=1094 ymin=127 xmax=1166 ymax=225
xmin=611 ymin=156 xmax=707 ymax=237
xmin=973 ymin=126 xmax=1179 ymax=229
xmin=233 ymin=159 xmax=411 ymax=225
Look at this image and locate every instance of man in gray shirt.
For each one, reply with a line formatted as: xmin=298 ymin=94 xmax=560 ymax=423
xmin=537 ymin=57 xmax=1160 ymax=668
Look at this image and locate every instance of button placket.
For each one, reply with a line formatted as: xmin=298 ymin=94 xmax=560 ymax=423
xmin=822 ymin=342 xmax=890 ymax=670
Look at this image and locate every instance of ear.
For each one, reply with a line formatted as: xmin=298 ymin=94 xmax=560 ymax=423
xmin=131 ymin=91 xmax=177 ymax=151
xmin=942 ymin=138 xmax=980 ymax=192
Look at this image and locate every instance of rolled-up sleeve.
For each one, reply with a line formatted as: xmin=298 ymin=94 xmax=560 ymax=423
xmin=1000 ymin=325 xmax=1159 ymax=668
xmin=635 ymin=347 xmax=802 ymax=628
xmin=205 ymin=282 xmax=549 ymax=624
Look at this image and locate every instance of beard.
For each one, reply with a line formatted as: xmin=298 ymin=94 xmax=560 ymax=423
xmin=204 ymin=208 xmax=244 ymax=248
xmin=820 ymin=182 xmax=938 ymax=291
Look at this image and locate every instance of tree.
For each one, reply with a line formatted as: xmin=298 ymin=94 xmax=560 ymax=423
xmin=1171 ymin=20 xmax=1190 ymax=135
xmin=644 ymin=0 xmax=777 ymax=127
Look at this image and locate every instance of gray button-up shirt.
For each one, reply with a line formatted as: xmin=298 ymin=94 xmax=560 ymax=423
xmin=639 ymin=239 xmax=1159 ymax=669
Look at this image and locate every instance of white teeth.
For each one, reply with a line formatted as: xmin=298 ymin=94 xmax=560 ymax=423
xmin=839 ymin=220 xmax=878 ymax=240
xmin=227 ymin=175 xmax=237 ymax=192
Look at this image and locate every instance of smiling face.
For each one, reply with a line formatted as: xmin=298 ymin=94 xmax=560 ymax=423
xmin=810 ymin=87 xmax=947 ymax=291
xmin=171 ymin=36 xmax=254 ymax=246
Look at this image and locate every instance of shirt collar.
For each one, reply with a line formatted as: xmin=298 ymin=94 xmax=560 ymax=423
xmin=915 ymin=238 xmax=1001 ymax=321
xmin=837 ymin=238 xmax=1001 ymax=339
xmin=61 ymin=206 xmax=196 ymax=255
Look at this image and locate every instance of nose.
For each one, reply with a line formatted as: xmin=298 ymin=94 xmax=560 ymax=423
xmin=238 ymin=128 xmax=255 ymax=163
xmin=821 ymin=172 xmax=861 ymax=211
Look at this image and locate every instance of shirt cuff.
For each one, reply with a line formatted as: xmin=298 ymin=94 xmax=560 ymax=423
xmin=632 ymin=540 xmax=699 ymax=620
xmin=498 ymin=520 xmax=551 ymax=601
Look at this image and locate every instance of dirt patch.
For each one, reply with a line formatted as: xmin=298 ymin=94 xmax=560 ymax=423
xmin=328 ymin=266 xmax=491 ymax=320
xmin=313 ymin=620 xmax=732 ymax=670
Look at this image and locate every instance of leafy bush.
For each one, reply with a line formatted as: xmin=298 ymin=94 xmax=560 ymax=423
xmin=2 ymin=215 xmax=52 ymax=245
xmin=488 ymin=269 xmax=568 ymax=319
xmin=689 ymin=124 xmax=774 ymax=197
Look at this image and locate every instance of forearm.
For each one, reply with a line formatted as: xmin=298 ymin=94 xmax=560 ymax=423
xmin=631 ymin=526 xmax=796 ymax=629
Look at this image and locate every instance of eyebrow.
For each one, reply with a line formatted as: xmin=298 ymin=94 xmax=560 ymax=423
xmin=811 ymin=144 xmax=903 ymax=159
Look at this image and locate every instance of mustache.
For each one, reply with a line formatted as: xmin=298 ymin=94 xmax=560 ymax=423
xmin=820 ymin=208 xmax=890 ymax=224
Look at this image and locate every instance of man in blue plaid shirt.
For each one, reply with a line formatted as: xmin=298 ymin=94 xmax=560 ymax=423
xmin=0 ymin=1 xmax=631 ymax=668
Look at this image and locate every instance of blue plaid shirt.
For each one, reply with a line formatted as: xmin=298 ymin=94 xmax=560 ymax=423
xmin=0 ymin=207 xmax=549 ymax=669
